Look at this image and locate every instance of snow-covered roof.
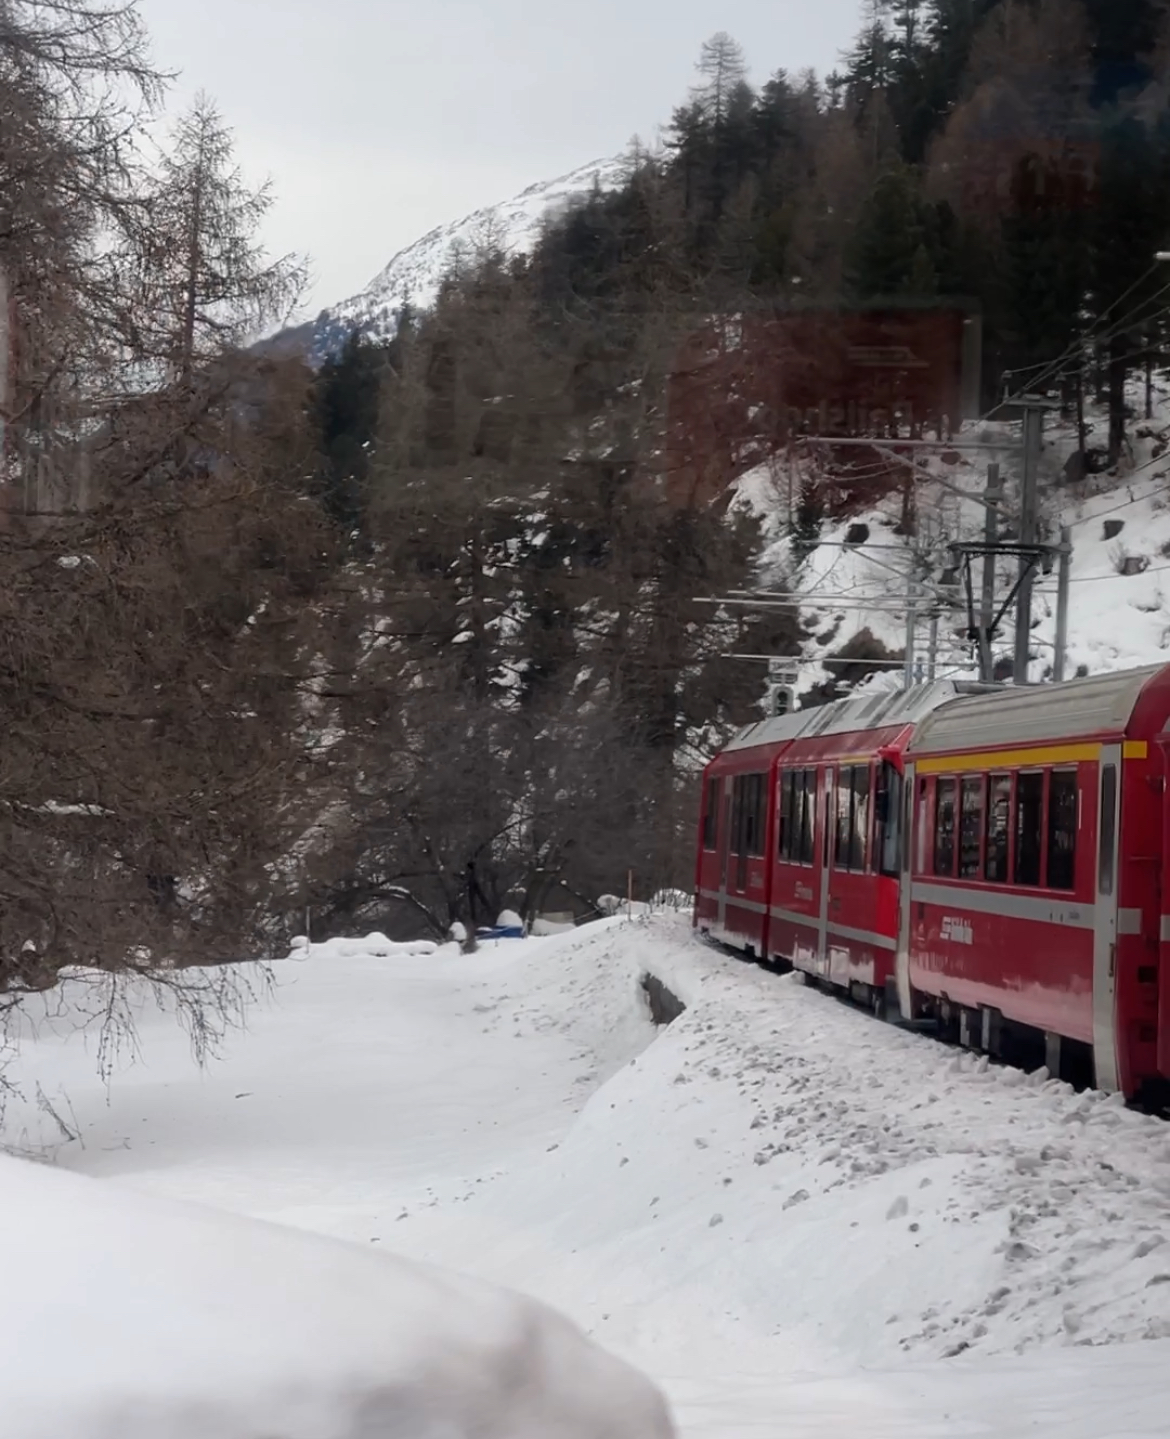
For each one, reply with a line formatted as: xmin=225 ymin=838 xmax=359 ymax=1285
xmin=725 ymin=680 xmax=984 ymax=753
xmin=909 ymin=664 xmax=1168 ymax=756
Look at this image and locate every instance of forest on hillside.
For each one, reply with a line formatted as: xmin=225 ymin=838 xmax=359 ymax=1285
xmin=3 ymin=0 xmax=1170 ymax=989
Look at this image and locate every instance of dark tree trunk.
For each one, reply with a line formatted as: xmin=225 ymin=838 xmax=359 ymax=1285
xmin=1108 ymin=334 xmax=1129 ymax=466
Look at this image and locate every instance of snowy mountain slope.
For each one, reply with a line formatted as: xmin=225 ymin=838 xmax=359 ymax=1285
xmin=5 ymin=915 xmax=1170 ymax=1436
xmin=310 ymin=157 xmax=627 ymax=360
xmin=730 ymin=378 xmax=1170 ymax=701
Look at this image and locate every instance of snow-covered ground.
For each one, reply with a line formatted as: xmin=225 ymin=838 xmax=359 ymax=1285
xmin=0 ymin=1153 xmax=672 ymax=1439
xmin=732 ymin=380 xmax=1170 ymax=696
xmin=5 ymin=916 xmax=1170 ymax=1436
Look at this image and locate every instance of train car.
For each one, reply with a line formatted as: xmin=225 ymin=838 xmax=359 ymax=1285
xmin=694 ymin=728 xmax=788 ymax=957
xmin=901 ymin=665 xmax=1170 ymax=1102
xmin=696 ymin=663 xmax=1170 ymax=1105
xmin=695 ymin=682 xmax=978 ymax=992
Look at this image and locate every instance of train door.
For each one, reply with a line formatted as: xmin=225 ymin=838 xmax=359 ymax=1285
xmin=1093 ymin=747 xmax=1121 ymax=1092
xmin=817 ymin=767 xmax=834 ymax=976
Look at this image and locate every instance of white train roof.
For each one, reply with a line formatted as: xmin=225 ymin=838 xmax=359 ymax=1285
xmin=724 ymin=680 xmax=981 ymax=754
xmin=909 ymin=664 xmax=1168 ymax=755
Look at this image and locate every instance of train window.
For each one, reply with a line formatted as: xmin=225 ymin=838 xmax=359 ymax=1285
xmin=798 ymin=770 xmax=816 ymax=865
xmin=959 ymin=776 xmax=985 ymax=879
xmin=777 ymin=772 xmax=793 ymax=861
xmin=735 ymin=773 xmax=765 ymax=857
xmin=1014 ymin=772 xmax=1044 ymax=886
xmin=703 ymin=777 xmax=721 ymax=852
xmin=851 ymin=766 xmax=870 ymax=871
xmin=1099 ymin=764 xmax=1117 ymax=897
xmin=876 ymin=762 xmax=903 ymax=877
xmin=832 ymin=767 xmax=871 ymax=872
xmin=986 ymin=775 xmax=1011 ymax=881
xmin=834 ymin=770 xmax=852 ymax=868
xmin=933 ymin=778 xmax=957 ymax=877
xmin=1047 ymin=770 xmax=1077 ymax=891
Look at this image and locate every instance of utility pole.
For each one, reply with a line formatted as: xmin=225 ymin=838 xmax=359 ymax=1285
xmin=1053 ymin=525 xmax=1073 ymax=683
xmin=927 ymin=611 xmax=939 ymax=682
xmin=903 ymin=570 xmax=918 ymax=690
xmin=978 ymin=463 xmax=1003 ymax=683
xmin=1013 ymin=403 xmax=1047 ymax=685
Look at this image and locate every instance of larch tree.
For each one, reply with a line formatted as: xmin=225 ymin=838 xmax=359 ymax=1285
xmin=140 ymin=93 xmax=306 ymax=383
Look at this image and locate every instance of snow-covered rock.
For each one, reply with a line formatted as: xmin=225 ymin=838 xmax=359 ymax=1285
xmin=0 ymin=1153 xmax=673 ymax=1439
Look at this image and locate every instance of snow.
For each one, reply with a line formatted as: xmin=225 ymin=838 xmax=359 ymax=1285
xmin=318 ymin=157 xmax=627 ymax=352
xmin=5 ymin=915 xmax=1170 ymax=1435
xmin=729 ymin=379 xmax=1170 ymax=698
xmin=0 ymin=1155 xmax=672 ymax=1439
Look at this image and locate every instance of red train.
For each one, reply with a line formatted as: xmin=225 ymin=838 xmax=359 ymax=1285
xmin=694 ymin=666 xmax=1170 ymax=1105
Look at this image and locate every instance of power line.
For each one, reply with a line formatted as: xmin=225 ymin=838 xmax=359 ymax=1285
xmin=994 ymin=264 xmax=1170 ymax=414
xmin=1067 ymin=452 xmax=1170 ymax=530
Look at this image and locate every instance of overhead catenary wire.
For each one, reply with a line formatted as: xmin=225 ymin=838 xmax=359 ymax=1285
xmin=1067 ymin=449 xmax=1170 ymax=530
xmin=993 ymin=262 xmax=1170 ymax=414
xmin=731 ymin=254 xmax=1170 ymax=690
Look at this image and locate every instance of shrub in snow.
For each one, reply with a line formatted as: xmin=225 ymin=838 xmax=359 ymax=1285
xmin=496 ymin=909 xmax=524 ymax=930
xmin=449 ymin=921 xmax=468 ymax=944
xmin=0 ymin=1155 xmax=675 ymax=1439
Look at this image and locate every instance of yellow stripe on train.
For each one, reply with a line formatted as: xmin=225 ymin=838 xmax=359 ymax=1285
xmin=915 ymin=740 xmax=1148 ymax=775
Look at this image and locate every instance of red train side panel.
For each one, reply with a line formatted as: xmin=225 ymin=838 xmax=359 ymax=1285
xmin=903 ymin=665 xmax=1170 ymax=1100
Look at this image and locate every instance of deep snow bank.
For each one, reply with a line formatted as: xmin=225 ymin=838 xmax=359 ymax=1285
xmin=391 ymin=915 xmax=1170 ymax=1377
xmin=6 ymin=914 xmax=1170 ymax=1437
xmin=0 ymin=1152 xmax=674 ymax=1439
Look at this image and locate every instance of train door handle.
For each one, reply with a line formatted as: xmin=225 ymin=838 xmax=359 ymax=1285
xmin=1109 ymin=942 xmax=1116 ymax=980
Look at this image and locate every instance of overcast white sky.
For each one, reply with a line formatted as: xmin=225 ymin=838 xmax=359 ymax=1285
xmin=137 ymin=0 xmax=865 ymax=319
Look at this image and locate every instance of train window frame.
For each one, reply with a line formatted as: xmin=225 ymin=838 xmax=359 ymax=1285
xmin=1046 ymin=768 xmax=1078 ymax=892
xmin=933 ymin=776 xmax=957 ymax=878
xmin=703 ymin=776 xmax=722 ymax=853
xmin=985 ymin=773 xmax=1012 ymax=883
xmin=958 ymin=774 xmax=985 ymax=880
xmin=1014 ymin=770 xmax=1045 ymax=887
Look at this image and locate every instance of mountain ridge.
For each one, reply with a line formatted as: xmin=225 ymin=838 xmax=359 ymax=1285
xmin=302 ymin=156 xmax=628 ymax=363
